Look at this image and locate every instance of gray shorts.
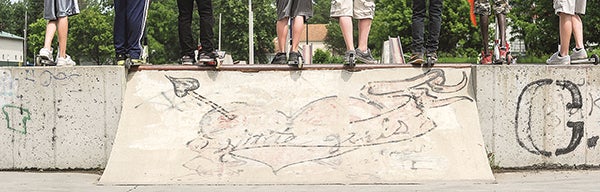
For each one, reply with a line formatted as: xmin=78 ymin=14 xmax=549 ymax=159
xmin=276 ymin=0 xmax=313 ymax=20
xmin=43 ymin=0 xmax=80 ymax=20
xmin=474 ymin=0 xmax=510 ymax=15
xmin=554 ymin=0 xmax=586 ymax=15
xmin=330 ymin=0 xmax=375 ymax=19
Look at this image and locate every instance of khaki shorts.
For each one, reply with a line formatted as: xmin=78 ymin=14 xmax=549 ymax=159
xmin=554 ymin=0 xmax=586 ymax=15
xmin=330 ymin=0 xmax=375 ymax=19
xmin=474 ymin=0 xmax=510 ymax=15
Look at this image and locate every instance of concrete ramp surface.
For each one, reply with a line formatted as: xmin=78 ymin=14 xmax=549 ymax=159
xmin=100 ymin=66 xmax=493 ymax=184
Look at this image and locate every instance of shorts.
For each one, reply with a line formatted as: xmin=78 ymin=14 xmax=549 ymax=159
xmin=276 ymin=0 xmax=313 ymax=20
xmin=43 ymin=0 xmax=80 ymax=20
xmin=554 ymin=0 xmax=586 ymax=15
xmin=330 ymin=0 xmax=375 ymax=19
xmin=474 ymin=0 xmax=510 ymax=15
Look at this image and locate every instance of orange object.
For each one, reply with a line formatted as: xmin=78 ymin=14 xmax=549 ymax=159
xmin=468 ymin=0 xmax=477 ymax=27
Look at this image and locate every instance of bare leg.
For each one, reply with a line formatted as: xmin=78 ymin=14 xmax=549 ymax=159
xmin=291 ymin=16 xmax=304 ymax=52
xmin=276 ymin=18 xmax=288 ymax=53
xmin=357 ymin=19 xmax=372 ymax=51
xmin=497 ymin=14 xmax=507 ymax=47
xmin=559 ymin=13 xmax=572 ymax=56
xmin=56 ymin=17 xmax=69 ymax=58
xmin=43 ymin=21 xmax=58 ymax=50
xmin=571 ymin=14 xmax=584 ymax=49
xmin=479 ymin=15 xmax=489 ymax=54
xmin=338 ymin=16 xmax=354 ymax=51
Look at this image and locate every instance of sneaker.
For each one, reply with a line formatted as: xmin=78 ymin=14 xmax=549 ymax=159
xmin=198 ymin=51 xmax=217 ymax=62
xmin=546 ymin=51 xmax=570 ymax=65
xmin=130 ymin=59 xmax=145 ymax=65
xmin=38 ymin=48 xmax=53 ymax=61
xmin=355 ymin=48 xmax=378 ymax=64
xmin=570 ymin=48 xmax=587 ymax=60
xmin=116 ymin=54 xmax=127 ymax=65
xmin=271 ymin=52 xmax=287 ymax=64
xmin=480 ymin=51 xmax=492 ymax=64
xmin=495 ymin=47 xmax=508 ymax=64
xmin=288 ymin=51 xmax=303 ymax=65
xmin=56 ymin=55 xmax=76 ymax=66
xmin=408 ymin=52 xmax=424 ymax=65
xmin=181 ymin=55 xmax=195 ymax=65
xmin=344 ymin=50 xmax=356 ymax=65
xmin=426 ymin=52 xmax=438 ymax=64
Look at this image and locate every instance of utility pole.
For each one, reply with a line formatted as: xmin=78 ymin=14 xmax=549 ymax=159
xmin=23 ymin=9 xmax=27 ymax=66
xmin=248 ymin=0 xmax=254 ymax=64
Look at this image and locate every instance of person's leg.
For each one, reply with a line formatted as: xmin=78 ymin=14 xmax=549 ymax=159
xmin=496 ymin=14 xmax=506 ymax=46
xmin=571 ymin=14 xmax=583 ymax=49
xmin=43 ymin=21 xmax=57 ymax=50
xmin=356 ymin=19 xmax=371 ymax=51
xmin=426 ymin=0 xmax=443 ymax=54
xmin=56 ymin=17 xmax=69 ymax=58
xmin=339 ymin=16 xmax=354 ymax=51
xmin=411 ymin=0 xmax=426 ymax=54
xmin=178 ymin=0 xmax=195 ymax=58
xmin=113 ymin=0 xmax=127 ymax=58
xmin=126 ymin=0 xmax=150 ymax=60
xmin=290 ymin=16 xmax=304 ymax=52
xmin=197 ymin=0 xmax=215 ymax=53
xmin=276 ymin=19 xmax=288 ymax=53
xmin=479 ymin=14 xmax=489 ymax=53
xmin=547 ymin=12 xmax=572 ymax=65
xmin=559 ymin=13 xmax=572 ymax=57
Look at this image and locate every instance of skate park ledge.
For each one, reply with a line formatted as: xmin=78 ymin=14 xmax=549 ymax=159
xmin=0 ymin=64 xmax=598 ymax=171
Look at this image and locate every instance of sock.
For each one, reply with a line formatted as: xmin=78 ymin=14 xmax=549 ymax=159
xmin=575 ymin=48 xmax=582 ymax=51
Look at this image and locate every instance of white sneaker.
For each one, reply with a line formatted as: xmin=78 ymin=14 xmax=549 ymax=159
xmin=56 ymin=55 xmax=76 ymax=66
xmin=570 ymin=48 xmax=587 ymax=60
xmin=38 ymin=48 xmax=53 ymax=61
xmin=546 ymin=52 xmax=570 ymax=65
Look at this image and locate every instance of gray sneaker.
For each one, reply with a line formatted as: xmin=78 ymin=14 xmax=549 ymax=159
xmin=570 ymin=48 xmax=587 ymax=60
xmin=546 ymin=51 xmax=570 ymax=65
xmin=355 ymin=48 xmax=378 ymax=64
xmin=344 ymin=50 xmax=356 ymax=65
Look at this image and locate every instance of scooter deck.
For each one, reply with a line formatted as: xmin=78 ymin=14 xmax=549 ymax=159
xmin=570 ymin=54 xmax=599 ymax=65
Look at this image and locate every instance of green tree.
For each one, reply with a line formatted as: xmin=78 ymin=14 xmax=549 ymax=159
xmin=145 ymin=0 xmax=179 ymax=64
xmin=69 ymin=5 xmax=113 ymax=65
xmin=510 ymin=0 xmax=557 ymax=55
xmin=212 ymin=0 xmax=276 ymax=63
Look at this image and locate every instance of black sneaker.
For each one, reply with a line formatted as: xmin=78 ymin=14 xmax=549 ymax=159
xmin=408 ymin=53 xmax=424 ymax=65
xmin=181 ymin=55 xmax=195 ymax=65
xmin=198 ymin=51 xmax=217 ymax=62
xmin=116 ymin=54 xmax=127 ymax=65
xmin=271 ymin=52 xmax=287 ymax=64
xmin=355 ymin=48 xmax=378 ymax=64
xmin=426 ymin=52 xmax=438 ymax=65
xmin=288 ymin=51 xmax=303 ymax=65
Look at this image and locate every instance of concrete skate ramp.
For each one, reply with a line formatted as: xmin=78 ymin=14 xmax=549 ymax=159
xmin=100 ymin=64 xmax=494 ymax=185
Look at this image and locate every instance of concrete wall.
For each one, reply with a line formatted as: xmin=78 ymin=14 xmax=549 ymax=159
xmin=475 ymin=65 xmax=600 ymax=167
xmin=1 ymin=65 xmax=599 ymax=170
xmin=100 ymin=67 xmax=493 ymax=184
xmin=0 ymin=66 xmax=124 ymax=169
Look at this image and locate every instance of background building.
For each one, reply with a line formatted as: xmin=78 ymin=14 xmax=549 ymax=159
xmin=0 ymin=31 xmax=24 ymax=66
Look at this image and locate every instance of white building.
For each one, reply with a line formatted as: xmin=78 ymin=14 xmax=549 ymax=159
xmin=0 ymin=31 xmax=24 ymax=66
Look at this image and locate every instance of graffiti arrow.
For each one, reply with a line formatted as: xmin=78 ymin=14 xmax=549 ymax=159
xmin=166 ymin=75 xmax=236 ymax=120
